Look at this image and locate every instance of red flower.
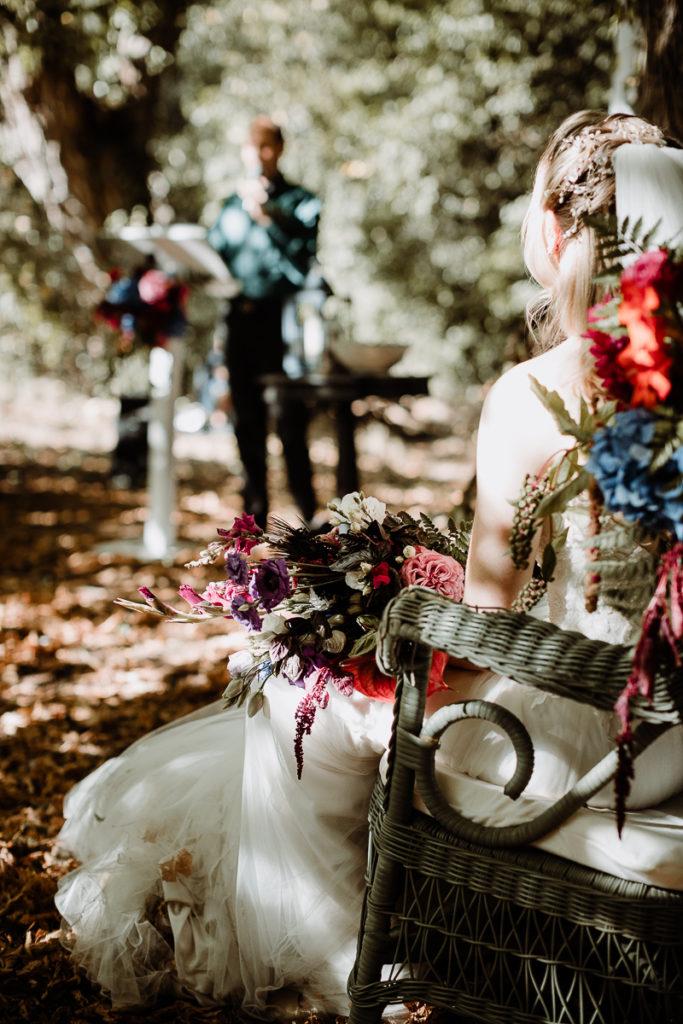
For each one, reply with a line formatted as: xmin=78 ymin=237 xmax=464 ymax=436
xmin=138 ymin=269 xmax=174 ymax=308
xmin=586 ymin=326 xmax=631 ymax=405
xmin=616 ymin=305 xmax=672 ymax=408
xmin=218 ymin=514 xmax=263 ymax=554
xmin=621 ymin=248 xmax=679 ymax=301
xmin=613 ymin=252 xmax=677 ymax=408
xmin=371 ymin=561 xmax=391 ymax=589
xmin=341 ymin=650 xmax=449 ymax=702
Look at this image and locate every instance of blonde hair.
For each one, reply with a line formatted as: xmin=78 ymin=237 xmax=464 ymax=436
xmin=522 ymin=111 xmax=667 ymax=353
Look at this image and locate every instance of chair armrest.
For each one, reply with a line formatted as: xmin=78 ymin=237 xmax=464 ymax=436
xmin=376 ymin=587 xmax=683 ymax=846
xmin=377 ymin=586 xmax=683 ymax=725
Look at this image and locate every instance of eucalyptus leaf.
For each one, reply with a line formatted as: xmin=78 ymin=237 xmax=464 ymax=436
xmin=534 ymin=469 xmax=592 ymax=518
xmin=595 ymin=400 xmax=617 ymax=427
xmin=223 ymin=677 xmax=246 ymax=701
xmin=348 ymin=631 xmax=378 ymax=657
xmin=247 ymin=690 xmax=266 ymax=718
xmin=650 ymin=438 xmax=679 ymax=474
xmin=528 ymin=377 xmax=593 ymax=442
xmin=356 ymin=614 xmax=381 ymax=629
xmin=578 ymin=396 xmax=594 ymax=435
xmin=330 ymin=551 xmax=372 ymax=572
xmin=540 ymin=541 xmax=557 ymax=581
xmin=551 ymin=526 xmax=569 ymax=551
xmin=553 ymin=449 xmax=581 ymax=486
xmin=658 ymin=472 xmax=683 ymax=497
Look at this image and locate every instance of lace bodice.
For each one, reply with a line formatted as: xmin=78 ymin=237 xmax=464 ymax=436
xmin=540 ymin=503 xmax=657 ymax=644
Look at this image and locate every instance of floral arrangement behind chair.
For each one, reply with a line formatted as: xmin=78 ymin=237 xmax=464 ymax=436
xmin=508 ymin=222 xmax=683 ymax=828
xmin=97 ymin=265 xmax=189 ymax=353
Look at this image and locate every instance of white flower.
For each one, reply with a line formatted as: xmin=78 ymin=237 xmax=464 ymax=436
xmin=227 ymin=649 xmax=254 ymax=678
xmin=361 ymin=496 xmax=386 ymax=524
xmin=403 ymin=545 xmax=416 ymax=558
xmin=345 ymin=569 xmax=365 ymax=590
xmin=323 ymin=629 xmax=346 ymax=654
xmin=308 ymin=591 xmax=332 ymax=611
xmin=327 ymin=493 xmax=359 ymax=526
xmin=261 ymin=613 xmax=288 ymax=635
xmin=329 ymin=492 xmax=386 ymax=531
xmin=339 ymin=492 xmax=363 ymax=515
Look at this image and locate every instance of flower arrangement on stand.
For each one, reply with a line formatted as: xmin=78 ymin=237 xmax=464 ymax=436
xmin=118 ymin=493 xmax=469 ymax=777
xmin=508 ymin=223 xmax=683 ymax=829
xmin=97 ymin=263 xmax=188 ymax=352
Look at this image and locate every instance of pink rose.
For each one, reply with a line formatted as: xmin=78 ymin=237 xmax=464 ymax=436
xmin=201 ymin=580 xmax=243 ymax=610
xmin=178 ymin=580 xmax=243 ymax=612
xmin=138 ymin=269 xmax=173 ymax=306
xmin=400 ymin=546 xmax=464 ymax=601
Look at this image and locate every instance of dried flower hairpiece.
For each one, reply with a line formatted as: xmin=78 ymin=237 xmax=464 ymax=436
xmin=551 ymin=122 xmax=666 ymax=241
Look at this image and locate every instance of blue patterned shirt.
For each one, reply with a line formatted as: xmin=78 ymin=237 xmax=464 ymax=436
xmin=208 ymin=174 xmax=320 ymax=300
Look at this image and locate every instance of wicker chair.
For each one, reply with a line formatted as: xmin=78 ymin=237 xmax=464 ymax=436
xmin=347 ymin=587 xmax=683 ymax=1024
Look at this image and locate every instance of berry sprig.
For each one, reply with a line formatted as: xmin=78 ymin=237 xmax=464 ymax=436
xmin=511 ymin=574 xmax=548 ymax=613
xmin=508 ymin=473 xmax=551 ymax=571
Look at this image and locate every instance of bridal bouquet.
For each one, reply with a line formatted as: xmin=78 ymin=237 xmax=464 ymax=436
xmin=509 ymin=227 xmax=683 ymax=826
xmin=119 ymin=493 xmax=470 ymax=776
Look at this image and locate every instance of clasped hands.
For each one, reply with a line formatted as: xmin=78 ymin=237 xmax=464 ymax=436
xmin=237 ymin=178 xmax=272 ymax=225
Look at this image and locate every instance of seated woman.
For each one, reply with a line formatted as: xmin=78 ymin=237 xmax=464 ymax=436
xmin=431 ymin=110 xmax=683 ymax=809
xmin=55 ymin=110 xmax=683 ymax=1015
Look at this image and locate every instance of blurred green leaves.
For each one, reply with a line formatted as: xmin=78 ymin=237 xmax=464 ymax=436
xmin=1 ymin=0 xmax=616 ymax=400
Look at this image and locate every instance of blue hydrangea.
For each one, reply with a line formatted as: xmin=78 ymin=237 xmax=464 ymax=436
xmin=587 ymin=407 xmax=683 ymax=540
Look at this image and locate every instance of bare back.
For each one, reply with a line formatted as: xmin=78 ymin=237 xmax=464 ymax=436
xmin=464 ymin=335 xmax=587 ymax=609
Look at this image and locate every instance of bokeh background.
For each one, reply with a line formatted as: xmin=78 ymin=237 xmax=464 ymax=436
xmin=2 ymin=0 xmax=680 ymax=410
xmin=1 ymin=3 xmax=682 ymax=1022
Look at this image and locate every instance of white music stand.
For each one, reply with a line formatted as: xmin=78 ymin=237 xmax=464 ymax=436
xmin=104 ymin=224 xmax=235 ymax=560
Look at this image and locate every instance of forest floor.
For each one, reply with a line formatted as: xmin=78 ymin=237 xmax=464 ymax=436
xmin=0 ymin=374 xmax=476 ymax=1024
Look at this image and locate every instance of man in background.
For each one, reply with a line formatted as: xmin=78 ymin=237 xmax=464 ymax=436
xmin=209 ymin=115 xmax=320 ymax=528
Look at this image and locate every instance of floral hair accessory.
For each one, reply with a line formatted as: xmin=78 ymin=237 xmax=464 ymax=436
xmin=508 ymin=223 xmax=683 ymax=832
xmin=119 ymin=493 xmax=470 ymax=777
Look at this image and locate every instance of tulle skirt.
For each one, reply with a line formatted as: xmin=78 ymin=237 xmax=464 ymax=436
xmin=57 ymin=660 xmax=683 ymax=1012
xmin=55 ymin=677 xmax=394 ymax=1014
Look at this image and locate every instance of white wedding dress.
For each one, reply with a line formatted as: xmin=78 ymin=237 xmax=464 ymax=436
xmin=55 ymin=505 xmax=683 ymax=1013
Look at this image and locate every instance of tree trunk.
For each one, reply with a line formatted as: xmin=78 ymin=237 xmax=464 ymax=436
xmin=635 ymin=0 xmax=683 ymax=142
xmin=0 ymin=7 xmax=189 ymax=249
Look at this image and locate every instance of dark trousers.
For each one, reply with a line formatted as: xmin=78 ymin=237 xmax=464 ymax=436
xmin=226 ymin=296 xmax=315 ymax=527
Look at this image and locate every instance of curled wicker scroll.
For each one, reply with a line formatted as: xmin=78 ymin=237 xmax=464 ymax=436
xmin=376 ymin=586 xmax=683 ymax=846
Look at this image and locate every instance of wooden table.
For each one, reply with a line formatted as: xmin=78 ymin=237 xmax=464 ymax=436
xmin=259 ymin=373 xmax=430 ymax=496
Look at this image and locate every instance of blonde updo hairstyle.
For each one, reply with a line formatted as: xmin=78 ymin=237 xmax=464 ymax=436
xmin=522 ymin=110 xmax=667 ymax=352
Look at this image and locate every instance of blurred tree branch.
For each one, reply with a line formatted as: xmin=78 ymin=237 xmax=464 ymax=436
xmin=1 ymin=0 xmax=679 ymax=399
xmin=0 ymin=1 xmax=191 ymax=243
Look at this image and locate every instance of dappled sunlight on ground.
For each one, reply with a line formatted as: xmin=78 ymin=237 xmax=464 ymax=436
xmin=0 ymin=374 xmax=476 ymax=1023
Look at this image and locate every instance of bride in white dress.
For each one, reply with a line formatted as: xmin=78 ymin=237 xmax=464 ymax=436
xmin=55 ymin=111 xmax=683 ymax=1015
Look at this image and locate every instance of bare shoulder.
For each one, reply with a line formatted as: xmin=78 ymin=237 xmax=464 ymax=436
xmin=482 ymin=338 xmax=584 ymax=434
xmin=477 ymin=338 xmax=585 ymax=479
